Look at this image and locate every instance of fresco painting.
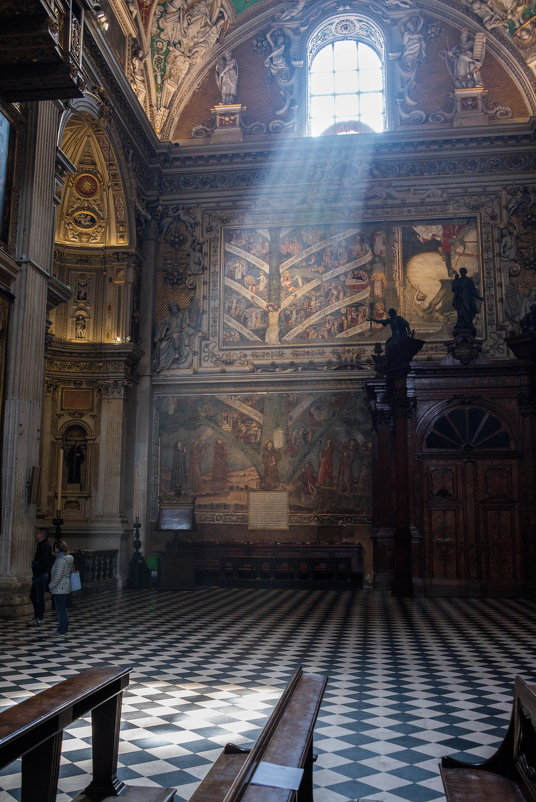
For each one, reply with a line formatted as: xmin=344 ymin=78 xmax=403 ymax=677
xmin=221 ymin=217 xmax=481 ymax=347
xmin=157 ymin=390 xmax=371 ymax=521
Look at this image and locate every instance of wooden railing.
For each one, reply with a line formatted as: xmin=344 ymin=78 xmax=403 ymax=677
xmin=0 ymin=665 xmax=175 ymax=802
xmin=73 ymin=549 xmax=118 ymax=592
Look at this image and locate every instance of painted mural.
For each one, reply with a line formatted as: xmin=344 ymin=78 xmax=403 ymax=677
xmin=156 ymin=390 xmax=371 ymax=523
xmin=221 ymin=217 xmax=481 ymax=347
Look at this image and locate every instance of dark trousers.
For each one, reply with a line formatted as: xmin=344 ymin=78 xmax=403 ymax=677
xmin=53 ymin=593 xmax=69 ymax=634
xmin=29 ymin=572 xmax=48 ymax=620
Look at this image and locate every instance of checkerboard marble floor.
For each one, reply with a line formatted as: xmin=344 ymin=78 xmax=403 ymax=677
xmin=1 ymin=587 xmax=535 ymax=802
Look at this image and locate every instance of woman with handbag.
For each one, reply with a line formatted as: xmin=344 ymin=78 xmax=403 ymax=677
xmin=49 ymin=540 xmax=74 ymax=635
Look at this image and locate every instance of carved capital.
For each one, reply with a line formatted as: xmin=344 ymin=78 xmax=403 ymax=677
xmin=98 ymin=380 xmax=129 ymax=399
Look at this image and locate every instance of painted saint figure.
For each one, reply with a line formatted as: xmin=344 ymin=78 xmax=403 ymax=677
xmin=188 ymin=439 xmax=206 ymax=494
xmin=317 ymin=439 xmax=334 ymax=487
xmin=171 ymin=441 xmax=187 ymax=492
xmin=260 ymin=440 xmax=281 ymax=489
xmin=211 ymin=438 xmax=228 ymax=488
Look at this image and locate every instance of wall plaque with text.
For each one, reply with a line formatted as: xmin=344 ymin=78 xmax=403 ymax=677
xmin=248 ymin=490 xmax=289 ymax=530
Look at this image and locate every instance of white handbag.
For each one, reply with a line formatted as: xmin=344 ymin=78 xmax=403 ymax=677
xmin=70 ymin=570 xmax=82 ymax=592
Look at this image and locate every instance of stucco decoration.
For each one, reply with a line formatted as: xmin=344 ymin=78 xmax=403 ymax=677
xmin=150 ymin=0 xmax=231 ymax=132
xmin=153 ymin=204 xmax=204 ymax=370
xmin=56 ymin=115 xmax=128 ymax=247
xmin=501 ymin=185 xmax=536 ymax=331
xmin=462 ymin=0 xmax=536 ymax=45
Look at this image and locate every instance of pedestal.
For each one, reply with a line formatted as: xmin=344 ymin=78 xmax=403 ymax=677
xmin=211 ymin=104 xmax=245 ymax=143
xmin=453 ymin=88 xmax=489 ymax=127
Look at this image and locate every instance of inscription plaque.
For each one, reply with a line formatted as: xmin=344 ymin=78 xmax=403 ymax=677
xmin=248 ymin=490 xmax=289 ymax=530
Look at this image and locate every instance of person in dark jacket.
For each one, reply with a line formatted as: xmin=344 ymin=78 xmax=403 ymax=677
xmin=27 ymin=528 xmax=53 ymax=627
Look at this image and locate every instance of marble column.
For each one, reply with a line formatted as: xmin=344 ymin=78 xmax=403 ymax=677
xmin=132 ymin=223 xmax=158 ymax=552
xmin=95 ymin=380 xmax=129 ymax=522
xmin=0 ymin=101 xmax=61 ymax=617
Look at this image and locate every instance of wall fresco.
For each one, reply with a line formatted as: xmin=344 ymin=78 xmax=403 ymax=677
xmin=156 ymin=389 xmax=371 ymax=524
xmin=221 ymin=217 xmax=481 ymax=348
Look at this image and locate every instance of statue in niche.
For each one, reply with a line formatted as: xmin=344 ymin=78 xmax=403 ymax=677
xmin=65 ymin=441 xmax=85 ymax=485
xmin=153 ymin=302 xmax=189 ymax=370
xmin=451 ymin=267 xmax=484 ymax=335
xmin=75 ymin=314 xmax=87 ymax=339
xmin=153 ymin=294 xmax=200 ymax=371
xmin=215 ymin=50 xmax=238 ymax=104
xmin=130 ymin=48 xmax=147 ymax=105
xmin=441 ymin=29 xmax=485 ymax=88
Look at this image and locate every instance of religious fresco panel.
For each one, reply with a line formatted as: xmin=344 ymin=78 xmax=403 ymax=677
xmin=220 ymin=217 xmax=481 ymax=348
xmin=155 ymin=389 xmax=371 ymax=525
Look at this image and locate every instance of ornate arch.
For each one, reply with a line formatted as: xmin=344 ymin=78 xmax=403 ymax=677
xmin=56 ymin=110 xmax=130 ymax=248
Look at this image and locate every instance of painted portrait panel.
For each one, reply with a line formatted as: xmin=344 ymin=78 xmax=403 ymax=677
xmin=220 ymin=217 xmax=481 ymax=348
xmin=0 ymin=110 xmax=14 ymax=245
xmin=156 ymin=390 xmax=371 ymax=524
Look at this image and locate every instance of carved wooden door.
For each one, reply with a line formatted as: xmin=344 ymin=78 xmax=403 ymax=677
xmin=421 ymin=406 xmax=522 ymax=596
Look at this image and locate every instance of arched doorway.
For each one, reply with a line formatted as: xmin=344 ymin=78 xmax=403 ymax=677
xmin=419 ymin=405 xmax=524 ymax=597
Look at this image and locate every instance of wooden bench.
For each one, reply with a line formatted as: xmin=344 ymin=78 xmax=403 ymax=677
xmin=0 ymin=664 xmax=175 ymax=802
xmin=189 ymin=666 xmax=327 ymax=801
xmin=440 ymin=675 xmax=536 ymax=802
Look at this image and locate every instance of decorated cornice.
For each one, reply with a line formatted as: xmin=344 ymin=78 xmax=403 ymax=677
xmin=158 ymin=128 xmax=536 ymax=195
xmin=81 ymin=18 xmax=158 ymax=160
xmin=46 ymin=340 xmax=144 ymax=378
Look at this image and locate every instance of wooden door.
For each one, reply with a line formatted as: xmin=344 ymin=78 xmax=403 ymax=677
xmin=420 ymin=406 xmax=523 ymax=596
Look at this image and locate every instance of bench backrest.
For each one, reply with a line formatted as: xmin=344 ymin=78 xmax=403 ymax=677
xmin=223 ymin=666 xmax=327 ymax=801
xmin=513 ymin=676 xmax=536 ymax=802
xmin=0 ymin=664 xmax=130 ymax=769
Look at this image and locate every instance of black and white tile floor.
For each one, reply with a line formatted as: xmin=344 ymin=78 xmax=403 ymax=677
xmin=1 ymin=587 xmax=535 ymax=802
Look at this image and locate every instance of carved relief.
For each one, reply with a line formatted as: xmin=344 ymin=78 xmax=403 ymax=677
xmin=150 ymin=0 xmax=230 ymax=133
xmin=501 ymin=185 xmax=536 ymax=332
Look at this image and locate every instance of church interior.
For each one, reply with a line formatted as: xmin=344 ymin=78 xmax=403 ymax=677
xmin=1 ymin=0 xmax=536 ymax=799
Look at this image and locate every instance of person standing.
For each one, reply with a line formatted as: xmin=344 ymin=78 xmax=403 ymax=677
xmin=49 ymin=540 xmax=74 ymax=635
xmin=28 ymin=528 xmax=53 ymax=627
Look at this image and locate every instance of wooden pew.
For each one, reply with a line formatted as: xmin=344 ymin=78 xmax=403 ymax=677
xmin=440 ymin=675 xmax=536 ymax=802
xmin=189 ymin=666 xmax=327 ymax=801
xmin=0 ymin=664 xmax=175 ymax=802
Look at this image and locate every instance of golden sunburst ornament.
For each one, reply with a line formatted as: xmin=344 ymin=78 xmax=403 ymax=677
xmin=74 ymin=173 xmax=99 ymax=198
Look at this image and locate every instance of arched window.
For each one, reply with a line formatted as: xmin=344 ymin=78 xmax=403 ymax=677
xmin=425 ymin=408 xmax=511 ymax=451
xmin=307 ymin=16 xmax=386 ymax=137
